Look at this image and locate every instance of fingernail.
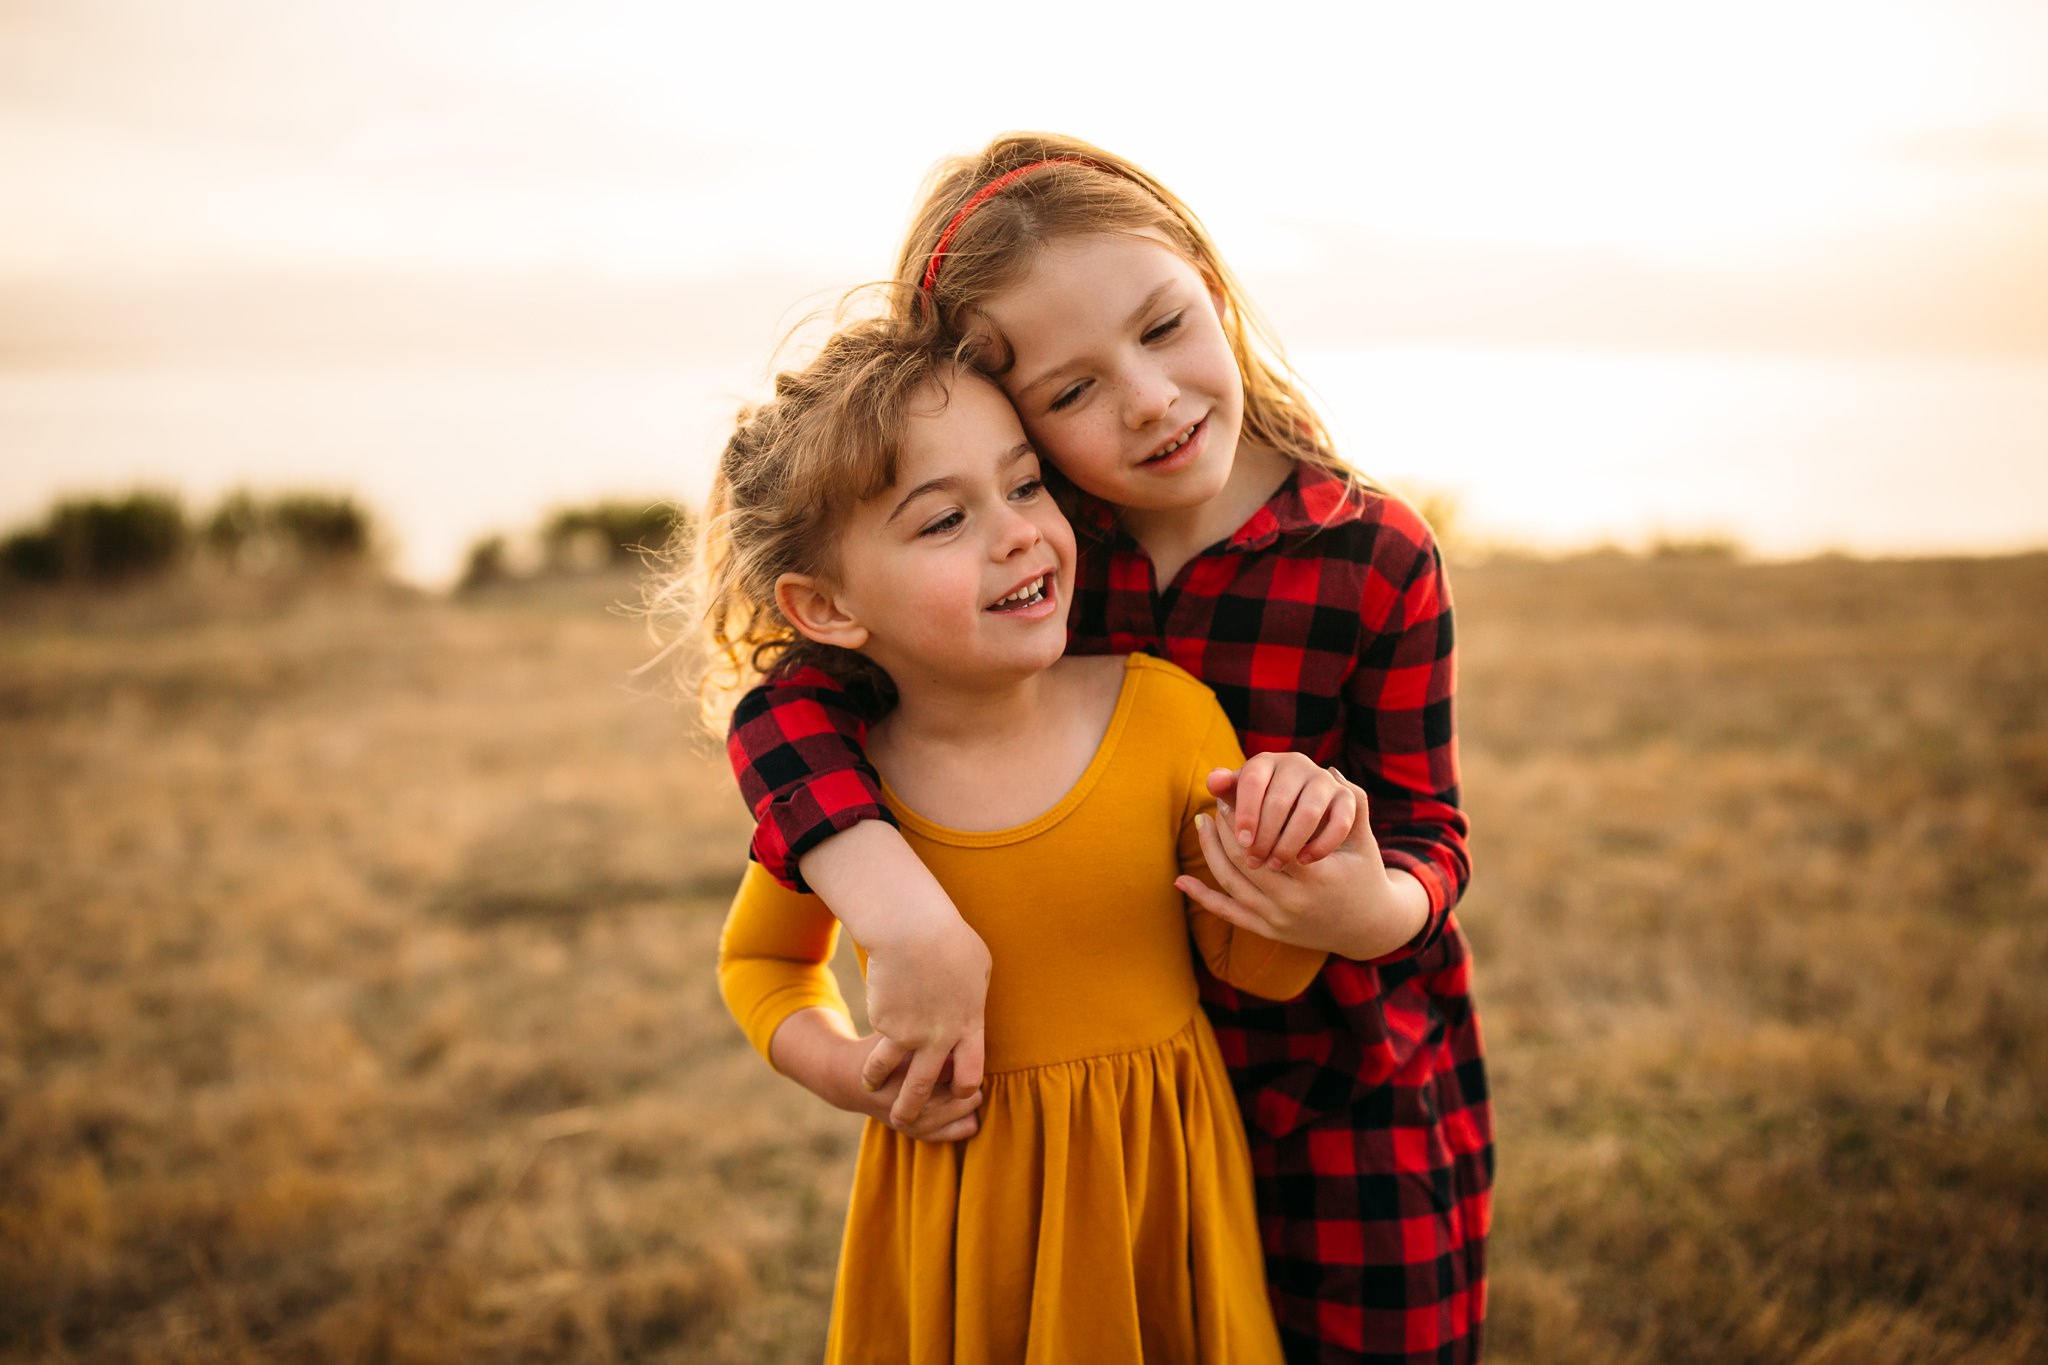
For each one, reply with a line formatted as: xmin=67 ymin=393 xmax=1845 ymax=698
xmin=861 ymin=1079 xmax=879 ymax=1092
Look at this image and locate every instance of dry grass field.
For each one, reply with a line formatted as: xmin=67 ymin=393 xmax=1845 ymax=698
xmin=4 ymin=554 xmax=2045 ymax=1363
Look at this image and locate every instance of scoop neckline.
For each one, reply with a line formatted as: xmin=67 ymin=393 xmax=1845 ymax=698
xmin=879 ymin=655 xmax=1146 ymax=848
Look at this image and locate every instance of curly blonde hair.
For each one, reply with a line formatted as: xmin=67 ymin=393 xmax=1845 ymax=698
xmin=646 ymin=302 xmax=951 ymax=728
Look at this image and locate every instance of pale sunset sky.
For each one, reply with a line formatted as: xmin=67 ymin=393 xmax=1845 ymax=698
xmin=4 ymin=0 xmax=2046 ymax=576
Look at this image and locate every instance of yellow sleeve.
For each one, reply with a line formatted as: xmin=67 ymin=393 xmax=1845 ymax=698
xmin=716 ymin=861 xmax=853 ymax=1068
xmin=1176 ymin=697 xmax=1328 ymax=1002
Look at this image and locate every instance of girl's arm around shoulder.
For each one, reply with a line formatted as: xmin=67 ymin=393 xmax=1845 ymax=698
xmin=726 ymin=667 xmax=896 ymax=893
xmin=728 ymin=669 xmax=991 ymax=1118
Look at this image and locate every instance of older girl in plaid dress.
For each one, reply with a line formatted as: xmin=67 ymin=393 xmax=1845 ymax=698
xmin=723 ymin=134 xmax=1492 ymax=1364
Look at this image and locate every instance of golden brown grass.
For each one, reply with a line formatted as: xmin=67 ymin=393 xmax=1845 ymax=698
xmin=3 ymin=554 xmax=2044 ymax=1362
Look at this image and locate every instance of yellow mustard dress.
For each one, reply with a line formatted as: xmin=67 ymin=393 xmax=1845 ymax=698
xmin=719 ymin=655 xmax=1325 ymax=1364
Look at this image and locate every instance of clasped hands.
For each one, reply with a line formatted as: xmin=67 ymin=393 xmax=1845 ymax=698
xmin=850 ymin=751 xmax=1399 ymax=1136
xmin=1177 ymin=754 xmax=1414 ymax=961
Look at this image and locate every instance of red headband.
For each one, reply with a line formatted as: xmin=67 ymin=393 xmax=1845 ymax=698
xmin=919 ymin=157 xmax=1093 ymax=297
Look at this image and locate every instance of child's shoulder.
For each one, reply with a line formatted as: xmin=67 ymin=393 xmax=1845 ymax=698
xmin=1054 ymin=651 xmax=1214 ymax=713
xmin=1042 ymin=656 xmax=1229 ymax=793
xmin=1122 ymin=650 xmax=1200 ymax=686
xmin=1361 ymin=485 xmax=1441 ymax=549
xmin=1298 ymin=468 xmax=1437 ymax=540
xmin=1049 ymin=652 xmax=1131 ymax=717
xmin=1289 ymin=471 xmax=1445 ymax=580
xmin=1120 ymin=653 xmax=1227 ymax=724
xmin=1101 ymin=655 xmax=1239 ymax=781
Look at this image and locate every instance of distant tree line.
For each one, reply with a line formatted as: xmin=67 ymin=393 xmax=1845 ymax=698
xmin=0 ymin=489 xmax=377 ymax=587
xmin=0 ymin=490 xmax=695 ymax=593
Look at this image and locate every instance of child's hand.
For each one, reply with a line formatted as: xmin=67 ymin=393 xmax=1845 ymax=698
xmin=857 ymin=920 xmax=991 ymax=1129
xmin=1177 ymin=775 xmax=1428 ymax=960
xmin=769 ymin=1008 xmax=983 ymax=1143
xmin=1205 ymin=755 xmax=1358 ymax=870
xmin=850 ymin=1035 xmax=984 ymax=1142
xmin=799 ymin=822 xmax=991 ymax=1129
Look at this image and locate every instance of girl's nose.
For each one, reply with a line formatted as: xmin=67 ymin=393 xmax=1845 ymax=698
xmin=1123 ymin=364 xmax=1177 ymax=429
xmin=991 ymin=501 xmax=1041 ymax=557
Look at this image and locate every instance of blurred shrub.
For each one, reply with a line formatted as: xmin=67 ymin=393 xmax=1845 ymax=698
xmin=0 ymin=491 xmax=190 ymax=584
xmin=201 ymin=490 xmax=267 ymax=567
xmin=541 ymin=501 xmax=688 ymax=573
xmin=456 ymin=500 xmax=686 ymax=596
xmin=268 ymin=492 xmax=374 ymax=562
xmin=1 ymin=525 xmax=65 ymax=583
xmin=203 ymin=489 xmax=377 ymax=573
xmin=458 ymin=534 xmax=512 ymax=592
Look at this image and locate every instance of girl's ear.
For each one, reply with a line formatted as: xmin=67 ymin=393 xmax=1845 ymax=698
xmin=775 ymin=573 xmax=869 ymax=651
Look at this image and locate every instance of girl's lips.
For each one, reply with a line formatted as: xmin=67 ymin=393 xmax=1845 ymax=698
xmin=984 ymin=570 xmax=1059 ymax=619
xmin=1139 ymin=417 xmax=1206 ymax=473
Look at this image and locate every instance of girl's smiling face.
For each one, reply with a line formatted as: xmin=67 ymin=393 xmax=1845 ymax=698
xmin=828 ymin=371 xmax=1076 ymax=688
xmin=976 ymin=231 xmax=1246 ymax=515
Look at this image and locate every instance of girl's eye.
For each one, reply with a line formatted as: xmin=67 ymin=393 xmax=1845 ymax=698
xmin=1010 ymin=477 xmax=1044 ymax=502
xmin=1143 ymin=313 xmax=1183 ymax=344
xmin=1048 ymin=381 xmax=1088 ymax=413
xmin=919 ymin=511 xmax=963 ymax=537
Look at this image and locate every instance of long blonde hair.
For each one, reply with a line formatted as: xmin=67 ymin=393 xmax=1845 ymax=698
xmin=650 ymin=304 xmax=949 ymax=727
xmin=894 ymin=132 xmax=1358 ymax=484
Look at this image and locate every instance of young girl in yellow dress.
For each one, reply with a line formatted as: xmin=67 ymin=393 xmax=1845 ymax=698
xmin=689 ymin=310 xmax=1394 ymax=1363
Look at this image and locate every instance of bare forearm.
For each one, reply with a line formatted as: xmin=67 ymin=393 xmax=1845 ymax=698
xmin=766 ymin=1007 xmax=866 ymax=1112
xmin=1334 ymin=865 xmax=1431 ymax=962
xmin=798 ymin=821 xmax=971 ymax=950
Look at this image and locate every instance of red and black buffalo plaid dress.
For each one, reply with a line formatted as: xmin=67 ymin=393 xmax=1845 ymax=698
xmin=726 ymin=464 xmax=1493 ymax=1364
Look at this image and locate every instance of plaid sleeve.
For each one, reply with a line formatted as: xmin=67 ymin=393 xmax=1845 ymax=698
xmin=1345 ymin=498 xmax=1470 ymax=961
xmin=725 ymin=665 xmax=896 ymax=893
